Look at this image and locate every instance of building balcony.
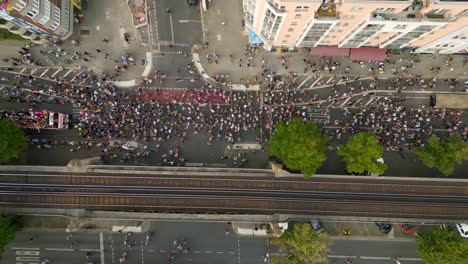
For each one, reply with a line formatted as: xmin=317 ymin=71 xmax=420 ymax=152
xmin=316 ymin=2 xmax=337 ymax=18
xmin=371 ymin=11 xmax=450 ymax=22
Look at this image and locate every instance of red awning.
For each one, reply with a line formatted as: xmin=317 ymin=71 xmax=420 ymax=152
xmin=310 ymin=47 xmax=350 ymax=57
xmin=349 ymin=48 xmax=388 ymax=62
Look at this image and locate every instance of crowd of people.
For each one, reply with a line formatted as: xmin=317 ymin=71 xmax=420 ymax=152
xmin=1 ymin=42 xmax=466 ymax=167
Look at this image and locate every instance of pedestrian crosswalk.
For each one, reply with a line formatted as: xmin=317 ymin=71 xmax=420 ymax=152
xmin=9 ymin=67 xmax=95 ymax=86
xmin=72 ymin=103 xmax=82 ymax=120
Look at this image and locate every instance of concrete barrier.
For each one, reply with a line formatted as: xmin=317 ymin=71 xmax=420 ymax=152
xmin=112 ymin=226 xmax=142 ymax=232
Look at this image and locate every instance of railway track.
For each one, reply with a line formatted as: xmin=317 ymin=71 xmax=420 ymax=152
xmin=0 ymin=171 xmax=467 ymax=219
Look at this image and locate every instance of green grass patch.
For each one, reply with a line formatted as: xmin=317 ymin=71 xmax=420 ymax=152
xmin=0 ymin=29 xmax=26 ymax=40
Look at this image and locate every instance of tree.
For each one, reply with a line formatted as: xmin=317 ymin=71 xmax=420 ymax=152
xmin=414 ymin=134 xmax=468 ymax=176
xmin=337 ymin=132 xmax=387 ymax=175
xmin=417 ymin=227 xmax=468 ymax=264
xmin=268 ymin=118 xmax=329 ymax=177
xmin=0 ymin=214 xmax=22 ymax=256
xmin=0 ymin=119 xmax=27 ymax=164
xmin=272 ymin=223 xmax=332 ymax=264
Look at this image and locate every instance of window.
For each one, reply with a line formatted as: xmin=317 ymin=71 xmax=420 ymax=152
xmin=331 ymin=35 xmax=337 ymax=38
xmin=39 ymin=0 xmax=52 ymax=25
xmin=350 ymin=7 xmax=364 ymax=12
xmin=394 ymin=24 xmax=407 ymax=30
xmin=285 ymin=34 xmax=291 ymax=38
xmin=343 ymin=23 xmax=349 ymax=27
xmin=291 ymin=22 xmax=298 ymax=26
xmin=295 ymin=14 xmax=302 ymax=19
xmin=342 ymin=15 xmax=355 ymax=20
xmin=288 ymin=28 xmax=294 ymax=32
xmin=282 ymin=40 xmax=288 ymax=43
xmin=296 ymin=6 xmax=309 ymax=12
xmin=337 ymin=29 xmax=343 ymax=32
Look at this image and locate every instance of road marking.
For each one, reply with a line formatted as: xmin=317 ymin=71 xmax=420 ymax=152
xmin=360 ymin=256 xmax=391 ymax=260
xmin=141 ymin=240 xmax=144 ymax=264
xmin=51 ymin=68 xmax=61 ymax=78
xmin=19 ymin=68 xmax=26 ymax=74
xmin=96 ymin=26 xmax=100 ymax=31
xmin=179 ymin=20 xmax=201 ymax=23
xmin=194 ymin=251 xmax=201 ymax=253
xmin=11 ymin=247 xmax=39 ymax=250
xmin=205 ymin=251 xmax=213 ymax=253
xmin=339 ymin=97 xmax=352 ymax=107
xmin=45 ymin=248 xmax=74 ymax=251
xmin=40 ymin=68 xmax=49 ymax=77
xmin=398 ymin=257 xmax=423 ymax=261
xmin=310 ymin=75 xmax=323 ymax=87
xmin=63 ymin=69 xmax=73 ymax=78
xmin=237 ymin=234 xmax=241 ymax=264
xmin=328 ymin=255 xmax=357 ymax=258
xmin=297 ymin=76 xmax=311 ymax=89
xmin=326 ymin=76 xmax=334 ymax=84
xmin=79 ymin=248 xmax=101 ymax=252
xmin=100 ymin=232 xmax=105 ymax=264
xmin=30 ymin=68 xmax=37 ymax=75
xmin=169 ymin=13 xmax=174 ymax=43
xmin=199 ymin=2 xmax=207 ymax=42
xmin=364 ymin=96 xmax=376 ymax=107
xmin=217 ymin=251 xmax=224 ymax=254
xmin=217 ymin=34 xmax=222 ymax=41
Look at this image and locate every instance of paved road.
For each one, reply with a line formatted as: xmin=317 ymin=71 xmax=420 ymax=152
xmin=1 ymin=222 xmax=268 ymax=264
xmin=1 ymin=223 xmax=425 ymax=264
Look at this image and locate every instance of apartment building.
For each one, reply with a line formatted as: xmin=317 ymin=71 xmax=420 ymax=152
xmin=0 ymin=0 xmax=73 ymax=43
xmin=243 ymin=0 xmax=468 ymax=54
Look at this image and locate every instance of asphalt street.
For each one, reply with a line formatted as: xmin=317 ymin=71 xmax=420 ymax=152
xmin=1 ymin=224 xmax=425 ymax=264
xmin=1 ymin=222 xmax=269 ymax=264
xmin=152 ymin=0 xmax=203 ymax=45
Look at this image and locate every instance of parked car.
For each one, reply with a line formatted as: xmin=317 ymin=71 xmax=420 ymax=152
xmin=309 ymin=220 xmax=325 ymax=235
xmin=456 ymin=223 xmax=468 ymax=238
xmin=122 ymin=142 xmax=138 ymax=151
xmin=399 ymin=224 xmax=415 ymax=234
xmin=375 ymin=223 xmax=392 ymax=234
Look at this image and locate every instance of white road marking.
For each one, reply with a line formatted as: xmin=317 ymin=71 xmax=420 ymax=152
xmin=45 ymin=248 xmax=74 ymax=251
xmin=360 ymin=256 xmax=391 ymax=260
xmin=179 ymin=20 xmax=201 ymax=23
xmin=169 ymin=13 xmax=174 ymax=43
xmin=20 ymin=68 xmax=26 ymax=74
xmin=199 ymin=2 xmax=207 ymax=42
xmin=217 ymin=34 xmax=222 ymax=41
xmin=30 ymin=68 xmax=37 ymax=75
xmin=339 ymin=97 xmax=352 ymax=107
xmin=11 ymin=247 xmax=39 ymax=250
xmin=63 ymin=69 xmax=73 ymax=78
xmin=328 ymin=255 xmax=357 ymax=258
xmin=39 ymin=68 xmax=49 ymax=77
xmin=51 ymin=68 xmax=61 ymax=78
xmin=326 ymin=76 xmax=334 ymax=84
xmin=310 ymin=75 xmax=323 ymax=87
xmin=297 ymin=76 xmax=311 ymax=89
xmin=364 ymin=96 xmax=376 ymax=107
xmin=100 ymin=232 xmax=105 ymax=264
xmin=96 ymin=26 xmax=100 ymax=31
xmin=79 ymin=248 xmax=101 ymax=252
xmin=237 ymin=234 xmax=241 ymax=264
xmin=398 ymin=257 xmax=423 ymax=261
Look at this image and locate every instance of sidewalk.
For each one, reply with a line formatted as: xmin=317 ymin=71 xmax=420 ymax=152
xmin=0 ymin=0 xmax=151 ymax=86
xmin=196 ymin=0 xmax=468 ymax=88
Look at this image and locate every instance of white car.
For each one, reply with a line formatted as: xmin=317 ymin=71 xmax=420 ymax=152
xmin=456 ymin=224 xmax=468 ymax=238
xmin=122 ymin=142 xmax=138 ymax=151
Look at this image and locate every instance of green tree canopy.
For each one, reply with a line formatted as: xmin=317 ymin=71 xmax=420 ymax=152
xmin=0 ymin=214 xmax=22 ymax=256
xmin=0 ymin=119 xmax=27 ymax=164
xmin=414 ymin=134 xmax=468 ymax=176
xmin=337 ymin=132 xmax=387 ymax=175
xmin=417 ymin=227 xmax=468 ymax=264
xmin=268 ymin=118 xmax=329 ymax=177
xmin=272 ymin=223 xmax=332 ymax=264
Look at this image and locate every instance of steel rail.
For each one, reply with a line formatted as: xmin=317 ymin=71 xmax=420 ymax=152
xmin=0 ymin=190 xmax=466 ymax=208
xmin=0 ymin=183 xmax=467 ymax=204
xmin=0 ymin=172 xmax=466 ymax=189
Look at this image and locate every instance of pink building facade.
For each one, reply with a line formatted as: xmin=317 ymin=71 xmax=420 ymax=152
xmin=243 ymin=0 xmax=468 ymax=53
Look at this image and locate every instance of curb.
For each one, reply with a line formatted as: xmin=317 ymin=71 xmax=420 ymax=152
xmin=113 ymin=51 xmax=152 ymax=87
